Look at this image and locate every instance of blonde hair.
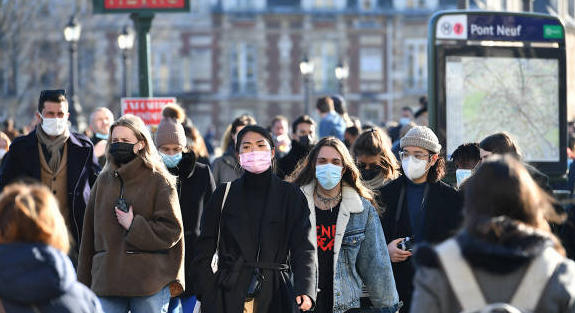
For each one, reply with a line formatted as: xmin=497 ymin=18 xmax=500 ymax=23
xmin=0 ymin=183 xmax=70 ymax=253
xmin=104 ymin=114 xmax=176 ymax=186
xmin=0 ymin=131 xmax=10 ymax=151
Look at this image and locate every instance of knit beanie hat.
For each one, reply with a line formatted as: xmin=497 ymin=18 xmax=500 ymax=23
xmin=156 ymin=118 xmax=186 ymax=148
xmin=400 ymin=126 xmax=441 ymax=154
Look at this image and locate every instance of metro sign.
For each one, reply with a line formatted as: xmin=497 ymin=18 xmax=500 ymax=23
xmin=93 ymin=0 xmax=190 ymax=13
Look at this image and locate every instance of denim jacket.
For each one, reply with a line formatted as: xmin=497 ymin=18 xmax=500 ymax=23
xmin=302 ymin=183 xmax=400 ymax=313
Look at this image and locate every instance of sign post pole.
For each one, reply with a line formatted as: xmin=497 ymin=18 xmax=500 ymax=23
xmin=130 ymin=12 xmax=154 ymax=98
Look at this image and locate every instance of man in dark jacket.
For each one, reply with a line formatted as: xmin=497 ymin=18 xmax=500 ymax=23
xmin=278 ymin=115 xmax=316 ymax=179
xmin=378 ymin=126 xmax=463 ymax=312
xmin=0 ymin=89 xmax=100 ymax=252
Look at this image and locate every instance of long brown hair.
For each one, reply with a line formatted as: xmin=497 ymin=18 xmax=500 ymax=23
xmin=352 ymin=127 xmax=400 ymax=181
xmin=0 ymin=183 xmax=70 ymax=253
xmin=464 ymin=155 xmax=564 ymax=252
xmin=290 ymin=137 xmax=378 ymax=209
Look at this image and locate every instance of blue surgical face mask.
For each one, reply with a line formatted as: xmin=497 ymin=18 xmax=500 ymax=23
xmin=456 ymin=169 xmax=473 ymax=187
xmin=399 ymin=117 xmax=411 ymax=126
xmin=95 ymin=132 xmax=108 ymax=140
xmin=161 ymin=152 xmax=183 ymax=168
xmin=315 ymin=163 xmax=343 ymax=190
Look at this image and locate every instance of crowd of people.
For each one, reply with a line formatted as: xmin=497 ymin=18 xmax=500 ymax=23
xmin=0 ymin=90 xmax=575 ymax=313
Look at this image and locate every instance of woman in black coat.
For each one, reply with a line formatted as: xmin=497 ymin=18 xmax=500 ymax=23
xmin=377 ymin=126 xmax=463 ymax=312
xmin=191 ymin=125 xmax=317 ymax=313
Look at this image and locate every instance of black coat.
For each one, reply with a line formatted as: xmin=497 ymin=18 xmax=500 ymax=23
xmin=169 ymin=153 xmax=216 ymax=297
xmin=191 ymin=174 xmax=317 ymax=313
xmin=0 ymin=130 xmax=100 ymax=248
xmin=377 ymin=175 xmax=463 ymax=312
xmin=278 ymin=140 xmax=312 ymax=179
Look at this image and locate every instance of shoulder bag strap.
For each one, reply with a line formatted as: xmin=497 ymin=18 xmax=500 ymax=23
xmin=510 ymin=246 xmax=563 ymax=311
xmin=215 ymin=182 xmax=232 ymax=253
xmin=435 ymin=238 xmax=487 ymax=312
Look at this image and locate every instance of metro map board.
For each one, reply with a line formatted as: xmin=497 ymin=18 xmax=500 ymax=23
xmin=436 ymin=13 xmax=564 ymax=42
xmin=93 ymin=0 xmax=190 ymax=13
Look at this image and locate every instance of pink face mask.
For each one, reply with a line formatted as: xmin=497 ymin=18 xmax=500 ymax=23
xmin=239 ymin=150 xmax=272 ymax=174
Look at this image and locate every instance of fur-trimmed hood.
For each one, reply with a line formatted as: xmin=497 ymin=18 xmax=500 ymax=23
xmin=416 ymin=217 xmax=557 ymax=274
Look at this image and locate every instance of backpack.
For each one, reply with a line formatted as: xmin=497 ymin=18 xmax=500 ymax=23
xmin=435 ymin=238 xmax=562 ymax=313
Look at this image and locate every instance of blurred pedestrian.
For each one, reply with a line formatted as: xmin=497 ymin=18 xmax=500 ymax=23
xmin=451 ymin=143 xmax=480 ymax=188
xmin=212 ymin=114 xmax=256 ymax=185
xmin=479 ymin=132 xmax=551 ymax=192
xmin=344 ymin=126 xmax=360 ymax=149
xmin=278 ymin=115 xmax=316 ymax=179
xmin=378 ymin=126 xmax=463 ymax=312
xmin=391 ymin=122 xmax=417 ymax=162
xmin=413 ymin=96 xmax=428 ymax=127
xmin=155 ymin=116 xmax=216 ymax=313
xmin=77 ymin=114 xmax=184 ymax=313
xmin=191 ymin=125 xmax=317 ymax=313
xmin=290 ymin=137 xmax=400 ymax=313
xmin=352 ymin=128 xmax=400 ymax=190
xmin=388 ymin=107 xmax=414 ymax=143
xmin=0 ymin=131 xmax=10 ymax=164
xmin=0 ymin=89 xmax=100 ymax=255
xmin=89 ymin=107 xmax=114 ymax=167
xmin=2 ymin=118 xmax=20 ymax=141
xmin=331 ymin=95 xmax=353 ymax=127
xmin=411 ymin=155 xmax=575 ymax=313
xmin=270 ymin=115 xmax=291 ymax=158
xmin=0 ymin=183 xmax=103 ymax=313
xmin=317 ymin=97 xmax=346 ymax=140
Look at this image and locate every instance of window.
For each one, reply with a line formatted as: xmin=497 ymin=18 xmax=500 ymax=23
xmin=311 ymin=40 xmax=338 ymax=92
xmin=302 ymin=0 xmax=345 ymax=10
xmin=359 ymin=103 xmax=383 ymax=124
xmin=230 ymin=43 xmax=257 ymax=94
xmin=154 ymin=52 xmax=170 ymax=95
xmin=191 ymin=48 xmax=212 ymax=92
xmin=360 ymin=48 xmax=383 ymax=81
xmin=223 ymin=0 xmax=264 ymax=9
xmin=359 ymin=0 xmax=376 ymax=10
xmin=393 ymin=0 xmax=438 ymax=10
xmin=405 ymin=39 xmax=427 ymax=91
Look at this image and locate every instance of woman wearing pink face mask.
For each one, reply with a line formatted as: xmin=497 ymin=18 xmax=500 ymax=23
xmin=191 ymin=125 xmax=317 ymax=313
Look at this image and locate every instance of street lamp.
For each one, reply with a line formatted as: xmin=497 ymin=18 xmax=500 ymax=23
xmin=335 ymin=62 xmax=349 ymax=96
xmin=299 ymin=56 xmax=314 ymax=115
xmin=63 ymin=15 xmax=84 ymax=130
xmin=118 ymin=26 xmax=135 ymax=100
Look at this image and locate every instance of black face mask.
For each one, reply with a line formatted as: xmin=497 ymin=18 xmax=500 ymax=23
xmin=360 ymin=166 xmax=382 ymax=181
xmin=110 ymin=142 xmax=137 ymax=165
xmin=298 ymin=135 xmax=312 ymax=147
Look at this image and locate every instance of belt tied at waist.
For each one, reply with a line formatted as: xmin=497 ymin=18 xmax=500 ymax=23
xmin=218 ymin=256 xmax=289 ymax=289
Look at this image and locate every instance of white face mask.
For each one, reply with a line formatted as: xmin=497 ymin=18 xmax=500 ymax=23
xmin=456 ymin=169 xmax=473 ymax=187
xmin=402 ymin=156 xmax=428 ymax=181
xmin=0 ymin=149 xmax=6 ymax=159
xmin=41 ymin=116 xmax=68 ymax=136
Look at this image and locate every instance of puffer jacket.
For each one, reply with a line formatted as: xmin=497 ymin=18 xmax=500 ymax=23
xmin=0 ymin=243 xmax=103 ymax=313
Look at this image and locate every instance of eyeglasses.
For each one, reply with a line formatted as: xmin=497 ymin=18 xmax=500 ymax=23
xmin=399 ymin=151 xmax=431 ymax=161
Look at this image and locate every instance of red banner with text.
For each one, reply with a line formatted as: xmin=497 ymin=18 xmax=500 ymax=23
xmin=121 ymin=97 xmax=176 ymax=126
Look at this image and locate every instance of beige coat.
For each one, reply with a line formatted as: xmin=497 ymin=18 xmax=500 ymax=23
xmin=78 ymin=157 xmax=184 ymax=297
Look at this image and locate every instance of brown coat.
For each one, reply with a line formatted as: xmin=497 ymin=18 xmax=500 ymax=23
xmin=77 ymin=157 xmax=184 ymax=297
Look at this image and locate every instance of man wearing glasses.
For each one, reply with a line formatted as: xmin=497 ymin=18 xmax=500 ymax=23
xmin=376 ymin=126 xmax=463 ymax=312
xmin=0 ymin=89 xmax=100 ymax=259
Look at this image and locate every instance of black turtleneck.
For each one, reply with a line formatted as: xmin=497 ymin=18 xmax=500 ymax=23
xmin=243 ymin=167 xmax=272 ymax=257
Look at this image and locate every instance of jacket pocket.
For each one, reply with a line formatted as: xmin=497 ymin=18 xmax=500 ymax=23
xmin=341 ymin=231 xmax=365 ymax=265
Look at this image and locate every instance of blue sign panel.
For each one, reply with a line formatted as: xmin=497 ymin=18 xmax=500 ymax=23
xmin=467 ymin=15 xmax=563 ymax=42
